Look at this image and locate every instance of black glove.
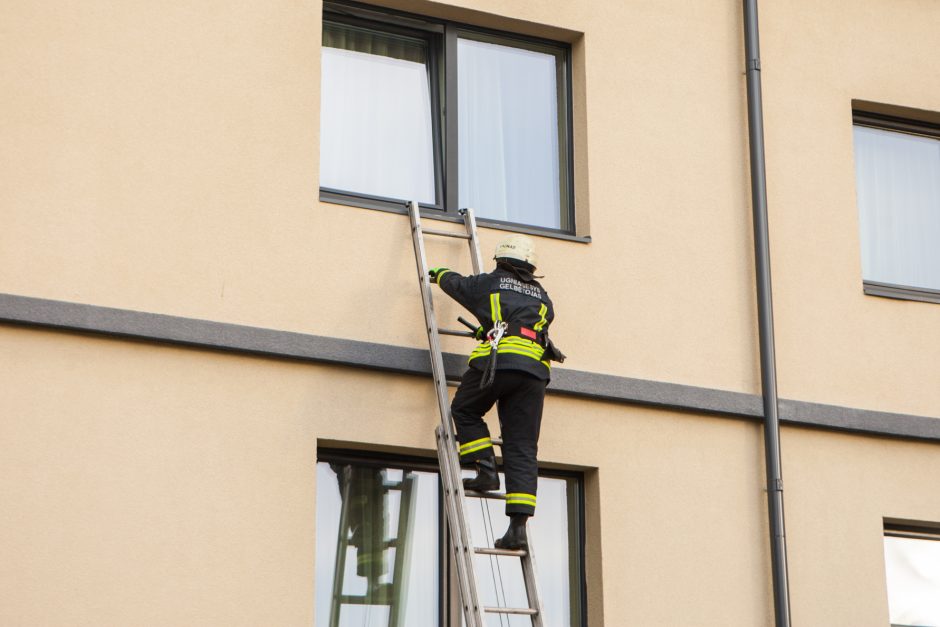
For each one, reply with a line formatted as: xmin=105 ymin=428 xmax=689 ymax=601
xmin=543 ymin=338 xmax=567 ymax=363
xmin=474 ymin=326 xmax=486 ymax=341
xmin=428 ymin=267 xmax=449 ymax=283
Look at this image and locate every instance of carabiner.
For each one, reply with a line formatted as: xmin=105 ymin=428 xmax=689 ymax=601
xmin=487 ymin=321 xmax=508 ymax=350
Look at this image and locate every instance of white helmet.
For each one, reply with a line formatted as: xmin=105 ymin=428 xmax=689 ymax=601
xmin=494 ymin=234 xmax=537 ymax=268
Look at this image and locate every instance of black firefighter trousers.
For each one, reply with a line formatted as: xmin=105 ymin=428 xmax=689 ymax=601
xmin=450 ymin=366 xmax=547 ymax=517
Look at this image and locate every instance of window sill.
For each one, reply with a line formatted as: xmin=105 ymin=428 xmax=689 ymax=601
xmin=863 ymin=280 xmax=940 ymax=305
xmin=320 ymin=189 xmax=591 ymax=243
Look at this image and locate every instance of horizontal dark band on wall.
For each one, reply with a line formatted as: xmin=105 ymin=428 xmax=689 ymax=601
xmin=2 ymin=292 xmax=939 ymax=443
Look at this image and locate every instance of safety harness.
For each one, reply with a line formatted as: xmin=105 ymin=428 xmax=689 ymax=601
xmin=477 ymin=321 xmax=566 ymax=389
xmin=479 ymin=321 xmax=509 ymax=389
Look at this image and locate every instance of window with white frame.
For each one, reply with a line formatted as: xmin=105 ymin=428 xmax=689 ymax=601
xmin=852 ymin=112 xmax=940 ymax=304
xmin=320 ymin=1 xmax=574 ymax=234
xmin=315 ymin=450 xmax=585 ymax=626
xmin=884 ymin=524 xmax=940 ymax=627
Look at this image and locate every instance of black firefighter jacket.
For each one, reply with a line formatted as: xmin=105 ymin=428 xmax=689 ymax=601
xmin=435 ymin=266 xmax=557 ymax=381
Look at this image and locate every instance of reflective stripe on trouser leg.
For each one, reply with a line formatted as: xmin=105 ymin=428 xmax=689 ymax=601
xmin=459 ymin=437 xmax=493 ymax=458
xmin=506 ymin=492 xmax=535 ymax=516
xmin=450 ymin=367 xmax=498 ymax=463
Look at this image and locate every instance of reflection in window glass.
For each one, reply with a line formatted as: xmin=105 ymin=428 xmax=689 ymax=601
xmin=884 ymin=534 xmax=940 ymax=626
xmin=458 ymin=36 xmax=568 ymax=230
xmin=320 ymin=23 xmax=436 ymax=204
xmin=853 ymin=125 xmax=940 ymax=291
xmin=316 ymin=461 xmax=440 ymax=627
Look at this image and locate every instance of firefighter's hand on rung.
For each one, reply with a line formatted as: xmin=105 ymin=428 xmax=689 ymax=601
xmin=428 ymin=267 xmax=448 ymax=283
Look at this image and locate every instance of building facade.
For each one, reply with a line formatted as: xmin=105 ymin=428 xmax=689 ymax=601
xmin=2 ymin=0 xmax=940 ymax=625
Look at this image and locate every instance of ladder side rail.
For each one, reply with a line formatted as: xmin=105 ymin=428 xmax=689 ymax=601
xmin=460 ymin=207 xmax=484 ymax=275
xmin=519 ymin=526 xmax=546 ymax=627
xmin=436 ymin=428 xmax=487 ymax=627
xmin=410 ymin=202 xmax=486 ymax=627
xmin=408 ymin=202 xmax=459 ymax=442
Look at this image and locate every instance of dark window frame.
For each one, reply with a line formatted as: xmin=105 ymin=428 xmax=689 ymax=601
xmin=321 ymin=0 xmax=578 ymax=239
xmin=317 ymin=447 xmax=588 ymax=626
xmin=853 ymin=110 xmax=940 ymax=305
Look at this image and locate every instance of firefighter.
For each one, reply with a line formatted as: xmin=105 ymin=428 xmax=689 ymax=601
xmin=429 ymin=234 xmax=564 ymax=550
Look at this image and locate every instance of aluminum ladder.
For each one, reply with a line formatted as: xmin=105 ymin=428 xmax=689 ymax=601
xmin=408 ymin=200 xmax=546 ymax=626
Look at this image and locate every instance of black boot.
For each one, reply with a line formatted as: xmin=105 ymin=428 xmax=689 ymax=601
xmin=462 ymin=454 xmax=499 ymax=492
xmin=495 ymin=514 xmax=529 ymax=551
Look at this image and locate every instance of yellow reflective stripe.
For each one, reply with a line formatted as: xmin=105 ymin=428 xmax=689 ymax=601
xmin=460 ymin=442 xmax=493 ymax=456
xmin=497 ymin=338 xmax=545 ymax=359
xmin=468 ymin=337 xmax=552 ymax=367
xmin=459 ymin=437 xmax=491 ymax=452
xmin=500 ymin=336 xmax=540 ymax=345
xmin=505 ymin=493 xmax=537 ymax=506
xmin=499 ymin=338 xmax=543 ymax=351
xmin=498 ymin=344 xmax=542 ymax=357
xmin=435 ymin=269 xmax=453 ymax=284
xmin=534 ymin=303 xmax=548 ymax=331
xmin=497 ymin=347 xmax=545 ymax=360
xmin=469 ymin=343 xmax=548 ymax=362
xmin=490 ymin=292 xmax=502 ymax=322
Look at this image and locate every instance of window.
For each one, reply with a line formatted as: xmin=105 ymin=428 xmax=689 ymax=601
xmin=320 ymin=2 xmax=574 ymax=234
xmin=852 ymin=112 xmax=940 ymax=303
xmin=315 ymin=450 xmax=585 ymax=626
xmin=883 ymin=524 xmax=940 ymax=627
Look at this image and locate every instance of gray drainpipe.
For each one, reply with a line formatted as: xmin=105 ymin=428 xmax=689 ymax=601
xmin=742 ymin=1 xmax=793 ymax=626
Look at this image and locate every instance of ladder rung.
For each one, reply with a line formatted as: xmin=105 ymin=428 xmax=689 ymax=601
xmin=464 ymin=490 xmax=506 ymax=500
xmin=485 ymin=606 xmax=538 ymax=616
xmin=422 ymin=227 xmax=471 ymax=239
xmin=475 ymin=546 xmax=527 ymax=557
xmin=440 ymin=328 xmax=475 ymax=337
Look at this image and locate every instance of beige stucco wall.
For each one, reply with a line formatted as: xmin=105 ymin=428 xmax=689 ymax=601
xmin=759 ymin=0 xmax=940 ymax=417
xmin=4 ymin=327 xmax=940 ymax=626
xmin=0 ymin=0 xmax=757 ymax=399
xmin=3 ymin=0 xmax=938 ymax=414
xmin=762 ymin=1 xmax=940 ymax=416
xmin=0 ymin=326 xmax=766 ymax=626
xmin=785 ymin=426 xmax=940 ymax=626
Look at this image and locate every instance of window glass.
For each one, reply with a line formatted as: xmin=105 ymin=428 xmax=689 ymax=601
xmin=884 ymin=533 xmax=940 ymax=626
xmin=458 ymin=35 xmax=568 ymax=230
xmin=317 ymin=457 xmax=583 ymax=626
xmin=320 ymin=7 xmax=575 ymax=233
xmin=320 ymin=22 xmax=436 ymax=204
xmin=853 ymin=125 xmax=940 ymax=291
xmin=315 ymin=461 xmax=440 ymax=626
